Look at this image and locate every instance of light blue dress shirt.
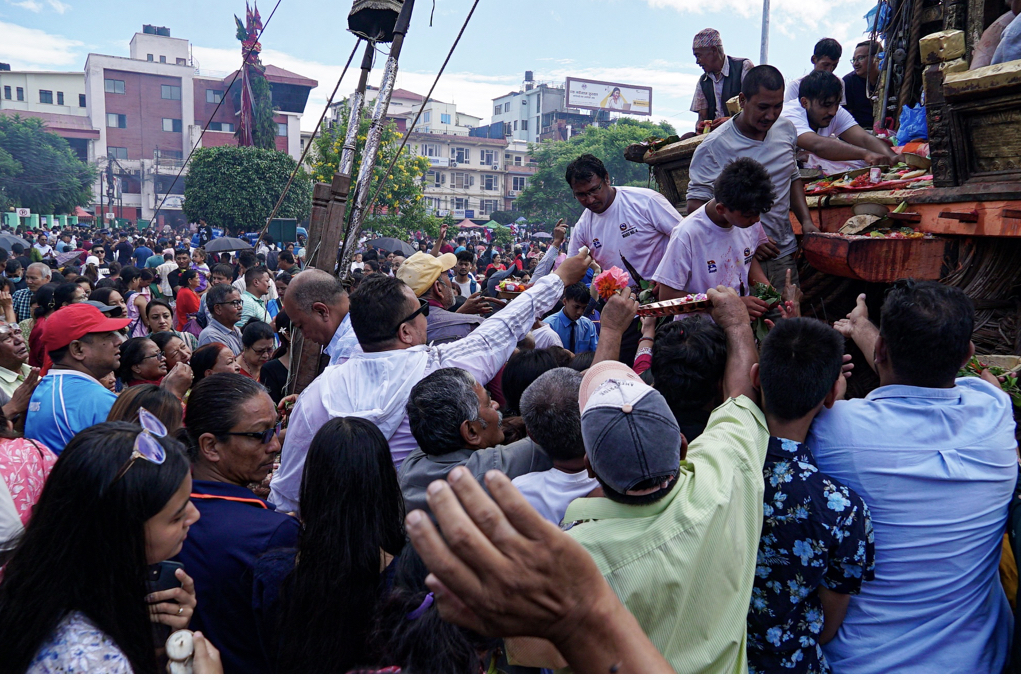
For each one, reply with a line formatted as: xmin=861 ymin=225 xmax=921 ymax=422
xmin=806 ymin=377 xmax=1017 ymax=673
xmin=324 ymin=314 xmax=362 ymax=366
xmin=542 ymin=310 xmax=598 ymax=354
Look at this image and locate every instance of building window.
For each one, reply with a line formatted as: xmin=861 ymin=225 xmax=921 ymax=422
xmin=107 ymin=146 xmax=128 ymax=159
xmin=537 ymin=99 xmax=541 ymax=112
xmin=452 ymin=172 xmax=472 ymax=190
xmin=454 ymin=198 xmax=469 ymax=210
xmin=162 ymin=118 xmax=182 ymax=133
xmin=160 ymin=149 xmax=184 ymax=160
xmin=504 ymin=103 xmax=511 ymax=113
xmin=206 ymin=89 xmax=223 ymax=103
xmin=481 ymin=199 xmax=499 ymax=214
xmin=147 ymin=54 xmax=154 ymax=61
xmin=79 ymin=93 xmax=86 ymax=107
xmin=161 ymin=84 xmax=181 ymax=100
xmin=521 ymin=120 xmax=528 ymax=131
xmin=512 ymin=176 xmax=527 ymax=191
xmin=494 ymin=105 xmax=501 ymax=116
xmin=428 ymin=171 xmax=442 ymax=187
xmin=107 ymin=113 xmax=127 ymax=128
xmin=277 ymin=122 xmax=287 ymax=137
xmin=3 ymin=86 xmax=10 ymax=100
xmin=423 ymin=111 xmax=431 ymax=123
xmin=451 ymin=147 xmax=470 ymax=164
xmin=104 ymin=79 xmax=125 ymax=94
xmin=440 ymin=113 xmax=451 ymax=125
xmin=160 ymin=56 xmax=167 ymax=63
xmin=514 ymin=155 xmax=522 ymax=166
xmin=15 ymin=87 xmax=24 ymax=101
xmin=481 ymin=174 xmax=498 ymax=191
xmin=208 ymin=122 xmax=235 ymax=132
xmin=420 ymin=143 xmax=440 ymax=157
xmin=57 ymin=92 xmax=64 ymax=105
xmin=38 ymin=90 xmax=53 ymax=104
xmin=176 ymin=58 xmax=187 ymax=66
xmin=479 ymin=149 xmax=495 ymax=166
xmin=513 ymin=121 xmax=517 ymax=131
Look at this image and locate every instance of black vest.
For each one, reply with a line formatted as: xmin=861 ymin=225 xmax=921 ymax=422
xmin=698 ymin=56 xmax=748 ymax=120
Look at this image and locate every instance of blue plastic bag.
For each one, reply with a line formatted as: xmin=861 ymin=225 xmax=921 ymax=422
xmin=896 ymin=104 xmax=928 ymax=145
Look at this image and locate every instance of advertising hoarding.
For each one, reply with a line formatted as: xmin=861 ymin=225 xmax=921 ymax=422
xmin=565 ymin=77 xmax=652 ymax=116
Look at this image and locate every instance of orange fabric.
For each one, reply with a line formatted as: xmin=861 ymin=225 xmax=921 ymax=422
xmin=189 ymin=492 xmax=268 ymax=509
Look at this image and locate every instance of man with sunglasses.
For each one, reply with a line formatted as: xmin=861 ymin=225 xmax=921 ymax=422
xmin=197 ymin=284 xmax=244 ymax=355
xmin=24 ymin=304 xmax=130 ymax=454
xmin=268 ymin=249 xmax=594 ymax=514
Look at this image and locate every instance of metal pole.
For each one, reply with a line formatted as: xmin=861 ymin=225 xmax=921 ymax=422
xmin=340 ymin=42 xmax=376 ymax=177
xmin=339 ymin=0 xmax=416 ymax=276
xmin=759 ymin=0 xmax=770 ymax=65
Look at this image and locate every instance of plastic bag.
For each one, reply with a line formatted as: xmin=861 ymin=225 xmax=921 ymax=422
xmin=896 ymin=104 xmax=928 ymax=145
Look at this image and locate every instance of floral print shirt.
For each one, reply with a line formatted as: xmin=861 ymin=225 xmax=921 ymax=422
xmin=747 ymin=437 xmax=876 ymax=673
xmin=28 ymin=611 xmax=132 ymax=673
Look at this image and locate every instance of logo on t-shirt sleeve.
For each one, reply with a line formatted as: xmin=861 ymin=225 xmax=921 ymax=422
xmin=707 ymin=260 xmax=717 ymax=273
xmin=591 ymin=238 xmax=602 ymax=249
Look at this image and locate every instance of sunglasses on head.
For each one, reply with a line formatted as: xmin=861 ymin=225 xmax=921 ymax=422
xmin=112 ymin=408 xmax=168 ymax=484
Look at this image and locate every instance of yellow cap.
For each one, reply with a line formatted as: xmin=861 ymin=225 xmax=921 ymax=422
xmin=396 ymin=251 xmax=458 ymax=297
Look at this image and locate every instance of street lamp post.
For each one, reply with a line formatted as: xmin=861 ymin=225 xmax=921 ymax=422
xmin=760 ymin=0 xmax=770 ymax=65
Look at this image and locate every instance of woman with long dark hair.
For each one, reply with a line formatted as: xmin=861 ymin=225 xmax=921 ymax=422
xmin=0 ymin=420 xmax=219 ymax=673
xmin=189 ymin=342 xmax=240 ymax=389
xmin=254 ymin=417 xmax=407 ymax=672
xmin=145 ymin=299 xmax=198 ymax=350
xmin=260 ymin=310 xmax=291 ymax=404
xmin=107 ymin=384 xmax=184 ymax=433
xmin=151 ymin=331 xmax=193 ymax=373
xmin=89 ymin=286 xmax=128 ymax=318
xmin=237 ymin=321 xmax=275 ymax=382
xmin=25 ymin=283 xmax=58 ymax=369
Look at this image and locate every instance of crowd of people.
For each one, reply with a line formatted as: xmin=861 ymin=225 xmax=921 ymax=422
xmin=0 ymin=24 xmax=1018 ymax=675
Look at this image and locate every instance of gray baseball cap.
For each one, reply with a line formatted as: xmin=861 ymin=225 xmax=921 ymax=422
xmin=579 ymin=361 xmax=681 ymax=496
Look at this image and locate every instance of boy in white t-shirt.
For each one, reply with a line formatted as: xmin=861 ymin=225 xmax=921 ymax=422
xmin=513 ymin=368 xmax=598 ymax=526
xmin=653 ymin=158 xmax=774 ymax=320
xmin=781 ymin=69 xmax=898 ymax=176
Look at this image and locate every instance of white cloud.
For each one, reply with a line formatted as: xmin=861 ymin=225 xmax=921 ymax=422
xmin=7 ymin=0 xmax=44 ymax=11
xmin=0 ymin=21 xmax=84 ymax=67
xmin=47 ymin=0 xmax=71 ymax=14
xmin=647 ymin=0 xmax=873 ymax=36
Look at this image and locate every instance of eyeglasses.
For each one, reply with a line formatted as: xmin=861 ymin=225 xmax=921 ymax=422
xmin=112 ymin=408 xmax=168 ymax=484
xmin=0 ymin=324 xmax=22 ymax=341
xmin=851 ymin=55 xmax=870 ymax=63
xmin=225 ymin=421 xmax=281 ymax=444
xmin=250 ymin=346 xmax=275 ymax=357
xmin=216 ymin=299 xmax=244 ymax=309
xmin=395 ymin=299 xmax=430 ymax=333
xmin=141 ymin=350 xmax=165 ymax=361
xmin=573 ymin=181 xmax=605 ymax=200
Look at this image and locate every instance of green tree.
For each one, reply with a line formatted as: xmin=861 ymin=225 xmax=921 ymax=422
xmin=516 ymin=118 xmax=676 ymax=226
xmin=0 ymin=114 xmax=95 ymax=214
xmin=489 ymin=209 xmax=523 ymax=225
xmin=311 ymin=103 xmax=432 ymax=241
xmin=183 ymin=145 xmax=311 ymax=235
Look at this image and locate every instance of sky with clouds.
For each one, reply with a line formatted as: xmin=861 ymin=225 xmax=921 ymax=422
xmin=1 ymin=0 xmax=877 ymax=133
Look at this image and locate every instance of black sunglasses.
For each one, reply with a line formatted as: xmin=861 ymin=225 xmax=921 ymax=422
xmin=225 ymin=422 xmax=281 ymax=444
xmin=395 ymin=299 xmax=430 ymax=333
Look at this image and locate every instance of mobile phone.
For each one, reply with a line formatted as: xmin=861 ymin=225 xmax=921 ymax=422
xmin=146 ymin=560 xmax=184 ymax=596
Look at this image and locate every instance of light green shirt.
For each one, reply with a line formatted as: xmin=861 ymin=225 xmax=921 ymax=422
xmin=0 ymin=363 xmax=31 ymax=399
xmin=563 ymin=396 xmax=769 ymax=674
xmin=237 ymin=290 xmax=271 ymax=330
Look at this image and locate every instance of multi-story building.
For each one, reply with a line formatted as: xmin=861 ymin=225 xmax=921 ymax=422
xmin=82 ymin=24 xmax=316 ymax=226
xmin=503 ymin=140 xmax=537 ymax=212
xmin=329 ymin=87 xmax=480 ymax=137
xmin=0 ymin=68 xmax=98 ymax=162
xmin=491 ymin=73 xmax=569 ymax=145
xmin=410 ymin=132 xmax=507 ymax=221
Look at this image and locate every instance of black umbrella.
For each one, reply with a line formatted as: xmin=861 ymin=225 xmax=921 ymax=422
xmin=0 ymin=233 xmax=30 ymax=250
xmin=365 ymin=237 xmax=416 ymax=257
xmin=204 ymin=236 xmax=255 ymax=253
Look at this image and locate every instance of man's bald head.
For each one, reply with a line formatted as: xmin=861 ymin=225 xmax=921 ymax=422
xmin=282 ymin=269 xmax=349 ymax=346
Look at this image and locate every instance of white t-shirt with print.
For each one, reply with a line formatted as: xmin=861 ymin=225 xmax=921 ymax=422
xmin=782 ymin=100 xmax=864 ymax=176
xmin=652 ymin=204 xmax=769 ymax=296
xmin=512 ymin=468 xmax=600 ymax=526
xmin=566 ymin=186 xmax=681 ymax=281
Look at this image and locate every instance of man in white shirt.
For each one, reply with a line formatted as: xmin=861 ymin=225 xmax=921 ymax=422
xmin=784 ymin=38 xmax=846 ymax=105
xmin=565 ymin=153 xmax=681 ymax=363
xmin=514 ymin=368 xmax=598 ymax=525
xmin=268 ymin=251 xmax=592 ymax=514
xmin=781 ymin=70 xmax=899 ymax=176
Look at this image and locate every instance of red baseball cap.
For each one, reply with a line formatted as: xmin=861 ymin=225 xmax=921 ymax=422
xmin=41 ymin=304 xmax=130 ymax=351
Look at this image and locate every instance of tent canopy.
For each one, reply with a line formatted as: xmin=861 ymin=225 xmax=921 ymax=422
xmin=480 ymin=220 xmax=502 ymax=229
xmin=455 ymin=218 xmax=478 ymax=229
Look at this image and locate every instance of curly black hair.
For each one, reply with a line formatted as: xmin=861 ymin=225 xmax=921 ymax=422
xmin=713 ymin=158 xmax=776 ymax=216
